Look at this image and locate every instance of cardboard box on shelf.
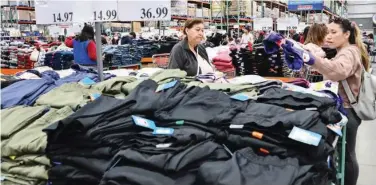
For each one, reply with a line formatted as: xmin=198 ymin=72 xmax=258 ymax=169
xmin=203 ymin=8 xmax=210 ymax=18
xmin=264 ymin=8 xmax=272 ymax=17
xmin=211 ymin=0 xmax=224 ymax=18
xmin=188 ymin=3 xmax=197 ymax=18
xmin=17 ymin=10 xmax=32 ymax=20
xmin=172 ymin=0 xmax=188 ymax=16
xmin=271 ymin=8 xmax=279 ymax=18
xmin=196 ymin=8 xmax=203 ymax=18
xmin=228 ymin=0 xmax=248 ymax=16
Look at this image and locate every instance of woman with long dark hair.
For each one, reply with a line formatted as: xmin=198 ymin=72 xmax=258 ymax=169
xmin=304 ymin=18 xmax=369 ymax=185
xmin=65 ymin=24 xmax=97 ymax=66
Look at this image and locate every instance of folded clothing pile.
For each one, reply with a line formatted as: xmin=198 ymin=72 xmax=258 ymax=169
xmin=43 ymin=79 xmax=341 ymax=185
xmin=133 ymin=39 xmax=160 ymax=57
xmin=1 ymin=106 xmax=74 ymax=185
xmin=1 ymin=46 xmax=13 ymax=68
xmin=212 ymin=51 xmax=235 ymax=73
xmin=1 ymin=46 xmax=32 ymax=69
xmin=1 ymin=64 xmax=115 ymax=109
xmin=43 ymin=51 xmax=74 ymax=70
xmin=102 ymin=45 xmax=142 ymax=67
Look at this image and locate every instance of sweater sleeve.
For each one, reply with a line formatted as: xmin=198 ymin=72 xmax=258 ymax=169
xmin=311 ymin=47 xmax=359 ymax=82
xmin=168 ymin=45 xmax=184 ymax=70
xmin=87 ymin=40 xmax=97 ymax=61
xmin=65 ymin=37 xmax=74 ymax=48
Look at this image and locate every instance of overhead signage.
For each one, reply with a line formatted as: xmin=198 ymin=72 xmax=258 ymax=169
xmin=288 ymin=0 xmax=324 ymax=11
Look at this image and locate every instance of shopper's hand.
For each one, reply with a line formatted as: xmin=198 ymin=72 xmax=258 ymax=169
xmin=303 ymin=43 xmax=326 ymax=58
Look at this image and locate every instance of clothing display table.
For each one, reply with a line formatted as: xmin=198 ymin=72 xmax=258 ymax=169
xmin=0 ymin=67 xmax=347 ymax=185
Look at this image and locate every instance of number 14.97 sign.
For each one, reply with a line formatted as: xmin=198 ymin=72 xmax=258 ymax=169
xmin=35 ymin=1 xmax=93 ymax=24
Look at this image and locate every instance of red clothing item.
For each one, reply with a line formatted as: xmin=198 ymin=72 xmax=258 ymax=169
xmin=65 ymin=37 xmax=97 ymax=61
xmin=213 ymin=61 xmax=234 ymax=67
xmin=300 ymin=35 xmax=304 ymax=44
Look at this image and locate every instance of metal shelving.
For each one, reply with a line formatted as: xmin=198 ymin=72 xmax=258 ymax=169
xmin=1 ymin=3 xmax=36 ymax=32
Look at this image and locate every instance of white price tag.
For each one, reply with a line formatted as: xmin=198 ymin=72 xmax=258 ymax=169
xmin=92 ymin=0 xmax=119 ymax=22
xmin=35 ymin=0 xmax=93 ymax=24
xmin=117 ymin=0 xmax=171 ymax=21
xmin=254 ymin=18 xmax=273 ymax=31
xmin=277 ymin=17 xmax=299 ymax=31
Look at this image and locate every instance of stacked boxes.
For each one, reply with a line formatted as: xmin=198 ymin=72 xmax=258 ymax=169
xmin=203 ymin=8 xmax=210 ymax=19
xmin=171 ymin=0 xmax=188 ymax=17
xmin=280 ymin=12 xmax=287 ymax=18
xmin=228 ymin=0 xmax=245 ymax=17
xmin=188 ymin=3 xmax=197 ymax=18
xmin=271 ymin=8 xmax=279 ymax=18
xmin=17 ymin=10 xmax=31 ymax=21
xmin=211 ymin=0 xmax=224 ymax=18
xmin=196 ymin=8 xmax=203 ymax=18
xmin=244 ymin=0 xmax=253 ymax=18
xmin=264 ymin=7 xmax=272 ymax=17
xmin=256 ymin=5 xmax=262 ymax=18
xmin=7 ymin=0 xmax=29 ymax=6
xmin=228 ymin=0 xmax=252 ymax=18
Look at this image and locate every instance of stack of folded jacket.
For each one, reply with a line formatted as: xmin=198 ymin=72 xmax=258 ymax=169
xmin=43 ymin=51 xmax=74 ymax=70
xmin=1 ymin=106 xmax=74 ymax=185
xmin=42 ymin=79 xmax=341 ymax=185
xmin=16 ymin=48 xmax=34 ymax=69
xmin=212 ymin=51 xmax=235 ymax=72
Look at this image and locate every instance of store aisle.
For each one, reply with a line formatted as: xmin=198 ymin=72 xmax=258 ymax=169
xmin=356 ymin=119 xmax=376 ymax=185
xmin=356 ymin=61 xmax=376 ymax=184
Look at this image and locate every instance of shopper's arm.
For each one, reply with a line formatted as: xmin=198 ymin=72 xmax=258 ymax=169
xmin=168 ymin=45 xmax=184 ymax=69
xmin=65 ymin=37 xmax=74 ymax=48
xmin=310 ymin=48 xmax=358 ymax=81
xmin=87 ymin=40 xmax=97 ymax=61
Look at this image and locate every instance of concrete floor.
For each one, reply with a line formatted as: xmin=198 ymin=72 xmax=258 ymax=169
xmin=356 ymin=62 xmax=376 ymax=185
xmin=356 ymin=120 xmax=376 ymax=185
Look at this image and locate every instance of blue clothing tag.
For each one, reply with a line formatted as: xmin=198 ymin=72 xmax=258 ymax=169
xmin=90 ymin=93 xmax=101 ymax=101
xmin=230 ymin=93 xmax=250 ymax=101
xmin=288 ymin=126 xmax=322 ymax=146
xmin=53 ymin=161 xmax=62 ymax=165
xmin=80 ymin=77 xmax=96 ymax=85
xmin=153 ymin=127 xmax=174 ymax=135
xmin=156 ymin=80 xmax=177 ymax=92
xmin=131 ymin=115 xmax=156 ymax=130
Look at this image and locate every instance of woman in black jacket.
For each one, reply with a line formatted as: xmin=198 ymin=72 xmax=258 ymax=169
xmin=168 ymin=19 xmax=215 ymax=76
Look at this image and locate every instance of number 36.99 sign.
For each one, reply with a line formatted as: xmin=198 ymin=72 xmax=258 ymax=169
xmin=117 ymin=1 xmax=171 ymax=21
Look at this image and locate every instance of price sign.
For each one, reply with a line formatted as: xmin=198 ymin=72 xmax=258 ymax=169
xmin=286 ymin=26 xmax=298 ymax=30
xmin=92 ymin=0 xmax=118 ymax=22
xmin=297 ymin=23 xmax=308 ymax=33
xmin=117 ymin=0 xmax=171 ymax=21
xmin=254 ymin=18 xmax=273 ymax=31
xmin=277 ymin=17 xmax=299 ymax=31
xmin=35 ymin=0 xmax=93 ymax=24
